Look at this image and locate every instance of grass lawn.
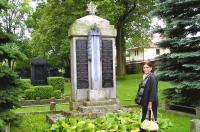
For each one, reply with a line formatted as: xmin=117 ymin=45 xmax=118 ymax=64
xmin=159 ymin=110 xmax=193 ymax=132
xmin=116 ymin=74 xmax=172 ymax=106
xmin=12 ymin=74 xmax=193 ymax=132
xmin=11 ymin=114 xmax=51 ymax=132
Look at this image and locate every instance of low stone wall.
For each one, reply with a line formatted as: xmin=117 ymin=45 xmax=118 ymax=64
xmin=20 ymin=96 xmax=70 ymax=106
xmin=162 ymin=102 xmax=200 ymax=117
xmin=16 ymin=110 xmax=63 ymax=115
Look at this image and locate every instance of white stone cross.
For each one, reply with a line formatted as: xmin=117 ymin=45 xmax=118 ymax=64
xmin=87 ymin=1 xmax=97 ymax=15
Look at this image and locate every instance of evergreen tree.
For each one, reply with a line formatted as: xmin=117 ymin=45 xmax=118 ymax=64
xmin=152 ymin=0 xmax=200 ymax=106
xmin=0 ymin=1 xmax=25 ymax=130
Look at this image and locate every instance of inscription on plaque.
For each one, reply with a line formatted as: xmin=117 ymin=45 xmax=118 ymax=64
xmin=76 ymin=39 xmax=89 ymax=89
xmin=102 ymin=40 xmax=113 ymax=88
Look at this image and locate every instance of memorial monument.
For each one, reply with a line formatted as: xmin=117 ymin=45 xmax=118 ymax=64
xmin=68 ymin=2 xmax=120 ymax=114
xmin=47 ymin=2 xmax=121 ymax=122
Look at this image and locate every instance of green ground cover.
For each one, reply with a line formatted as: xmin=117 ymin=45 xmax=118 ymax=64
xmin=11 ymin=74 xmax=193 ymax=132
xmin=11 ymin=114 xmax=51 ymax=132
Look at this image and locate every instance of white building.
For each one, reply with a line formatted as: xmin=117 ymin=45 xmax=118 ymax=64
xmin=126 ymin=34 xmax=170 ymax=63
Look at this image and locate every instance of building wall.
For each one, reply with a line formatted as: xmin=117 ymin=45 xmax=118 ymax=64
xmin=143 ymin=48 xmax=170 ymax=61
xmin=129 ymin=48 xmax=144 ymax=62
xmin=127 ymin=47 xmax=170 ymax=62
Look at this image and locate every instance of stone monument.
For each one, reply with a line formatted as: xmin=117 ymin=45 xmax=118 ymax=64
xmin=31 ymin=58 xmax=48 ymax=85
xmin=68 ymin=1 xmax=119 ymax=115
xmin=47 ymin=2 xmax=121 ymax=122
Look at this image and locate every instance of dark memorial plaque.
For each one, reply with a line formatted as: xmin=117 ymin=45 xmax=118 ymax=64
xmin=102 ymin=40 xmax=113 ymax=88
xmin=31 ymin=58 xmax=48 ymax=85
xmin=76 ymin=39 xmax=89 ymax=89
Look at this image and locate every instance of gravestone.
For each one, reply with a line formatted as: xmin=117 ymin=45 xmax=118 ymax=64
xmin=69 ymin=1 xmax=118 ymax=111
xmin=31 ymin=58 xmax=48 ymax=85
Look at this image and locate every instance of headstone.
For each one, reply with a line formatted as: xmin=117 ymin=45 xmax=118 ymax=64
xmin=190 ymin=119 xmax=200 ymax=132
xmin=69 ymin=1 xmax=117 ymax=109
xmin=50 ymin=102 xmax=56 ymax=111
xmin=31 ymin=58 xmax=48 ymax=85
xmin=18 ymin=69 xmax=30 ymax=78
xmin=49 ymin=68 xmax=60 ymax=76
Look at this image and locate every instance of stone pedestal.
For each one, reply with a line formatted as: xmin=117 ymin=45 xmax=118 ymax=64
xmin=50 ymin=102 xmax=56 ymax=111
xmin=88 ymin=90 xmax=106 ymax=101
xmin=65 ymin=99 xmax=120 ymax=118
xmin=191 ymin=119 xmax=200 ymax=132
xmin=196 ymin=107 xmax=200 ymax=118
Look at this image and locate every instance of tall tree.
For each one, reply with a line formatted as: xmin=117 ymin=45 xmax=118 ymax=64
xmin=0 ymin=0 xmax=24 ymax=130
xmin=1 ymin=0 xmax=30 ymax=39
xmin=27 ymin=0 xmax=86 ymax=70
xmin=152 ymin=0 xmax=200 ymax=106
xmin=96 ymin=0 xmax=154 ymax=78
xmin=0 ymin=0 xmax=30 ymax=70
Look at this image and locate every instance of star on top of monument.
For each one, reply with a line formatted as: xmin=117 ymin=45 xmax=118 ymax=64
xmin=87 ymin=1 xmax=97 ymax=15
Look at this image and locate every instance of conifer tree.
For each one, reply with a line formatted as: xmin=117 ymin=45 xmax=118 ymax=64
xmin=0 ymin=1 xmax=24 ymax=130
xmin=152 ymin=0 xmax=200 ymax=106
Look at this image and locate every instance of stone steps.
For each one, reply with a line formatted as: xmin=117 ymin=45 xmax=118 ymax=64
xmin=78 ymin=104 xmax=120 ymax=113
xmin=83 ymin=99 xmax=117 ymax=106
xmin=47 ymin=114 xmax=65 ymax=124
xmin=47 ymin=99 xmax=121 ymax=124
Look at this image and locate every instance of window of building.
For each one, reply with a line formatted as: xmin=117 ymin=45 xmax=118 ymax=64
xmin=156 ymin=49 xmax=160 ymax=55
xmin=135 ymin=50 xmax=139 ymax=56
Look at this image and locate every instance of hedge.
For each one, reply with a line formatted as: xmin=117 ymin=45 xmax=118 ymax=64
xmin=20 ymin=79 xmax=31 ymax=90
xmin=52 ymin=90 xmax=62 ymax=99
xmin=48 ymin=77 xmax=64 ymax=93
xmin=24 ymin=88 xmax=35 ymax=100
xmin=32 ymin=85 xmax=53 ymax=99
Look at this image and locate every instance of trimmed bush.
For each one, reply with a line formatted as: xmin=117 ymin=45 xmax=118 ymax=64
xmin=33 ymin=85 xmax=53 ymax=99
xmin=48 ymin=77 xmax=64 ymax=93
xmin=20 ymin=79 xmax=32 ymax=90
xmin=52 ymin=90 xmax=62 ymax=99
xmin=24 ymin=89 xmax=35 ymax=100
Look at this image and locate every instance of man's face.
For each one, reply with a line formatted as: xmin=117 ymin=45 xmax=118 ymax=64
xmin=143 ymin=64 xmax=152 ymax=74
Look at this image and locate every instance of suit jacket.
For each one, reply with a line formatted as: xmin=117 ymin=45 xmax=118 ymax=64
xmin=139 ymin=74 xmax=158 ymax=106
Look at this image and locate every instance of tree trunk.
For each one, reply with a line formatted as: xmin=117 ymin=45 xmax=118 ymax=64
xmin=8 ymin=59 xmax=12 ymax=69
xmin=115 ymin=2 xmax=136 ymax=78
xmin=116 ymin=26 xmax=126 ymax=79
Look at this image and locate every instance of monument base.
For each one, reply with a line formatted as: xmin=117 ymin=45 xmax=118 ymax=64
xmin=88 ymin=90 xmax=106 ymax=101
xmin=67 ymin=98 xmax=120 ymax=118
xmin=69 ymin=98 xmax=119 ymax=111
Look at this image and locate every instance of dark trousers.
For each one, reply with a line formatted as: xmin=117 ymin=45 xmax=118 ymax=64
xmin=140 ymin=105 xmax=158 ymax=132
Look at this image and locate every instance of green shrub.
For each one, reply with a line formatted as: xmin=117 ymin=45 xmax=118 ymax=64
xmin=0 ymin=111 xmax=21 ymax=131
xmin=52 ymin=90 xmax=61 ymax=99
xmin=24 ymin=89 xmax=35 ymax=100
xmin=33 ymin=86 xmax=53 ymax=99
xmin=48 ymin=77 xmax=64 ymax=93
xmin=20 ymin=79 xmax=31 ymax=90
